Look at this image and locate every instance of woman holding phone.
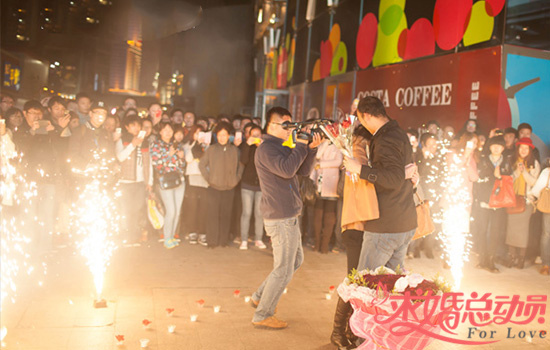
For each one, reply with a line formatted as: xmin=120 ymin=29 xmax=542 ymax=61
xmin=181 ymin=125 xmax=209 ymax=245
xmin=238 ymin=125 xmax=265 ymax=250
xmin=115 ymin=114 xmax=152 ymax=245
xmin=150 ymin=122 xmax=185 ymax=249
xmin=505 ymin=138 xmax=540 ymax=268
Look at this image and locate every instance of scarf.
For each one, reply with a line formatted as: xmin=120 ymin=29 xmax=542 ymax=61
xmin=513 ymin=159 xmax=526 ymax=196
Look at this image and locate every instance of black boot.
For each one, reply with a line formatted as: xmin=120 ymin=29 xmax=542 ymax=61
xmin=330 ymin=298 xmax=354 ymax=350
xmin=515 ymin=255 xmax=525 ymax=269
xmin=484 ymin=256 xmax=500 ymax=273
xmin=476 ymin=254 xmax=487 ymax=269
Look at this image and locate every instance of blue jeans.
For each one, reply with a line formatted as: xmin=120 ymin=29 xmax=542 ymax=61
xmin=241 ymin=188 xmax=263 ymax=242
xmin=252 ymin=217 xmax=303 ymax=322
xmin=542 ymin=213 xmax=550 ymax=266
xmin=159 ymin=183 xmax=185 ymax=241
xmin=357 ymin=229 xmax=416 ymax=271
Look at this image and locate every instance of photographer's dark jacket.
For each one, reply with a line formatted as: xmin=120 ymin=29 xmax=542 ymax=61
xmin=359 ymin=120 xmax=417 ymax=233
xmin=255 ymin=134 xmax=317 ymax=220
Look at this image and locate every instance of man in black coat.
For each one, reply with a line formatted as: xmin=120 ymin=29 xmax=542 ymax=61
xmin=343 ymin=96 xmax=417 ymax=271
xmin=13 ymin=100 xmax=68 ymax=254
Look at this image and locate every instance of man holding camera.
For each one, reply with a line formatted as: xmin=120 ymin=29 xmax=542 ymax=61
xmin=251 ymin=107 xmax=321 ymax=329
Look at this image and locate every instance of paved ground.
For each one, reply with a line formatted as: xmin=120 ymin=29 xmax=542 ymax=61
xmin=1 ymin=237 xmax=549 ymax=350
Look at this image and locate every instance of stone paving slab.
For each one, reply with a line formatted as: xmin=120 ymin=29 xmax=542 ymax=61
xmin=1 ymin=239 xmax=549 ymax=350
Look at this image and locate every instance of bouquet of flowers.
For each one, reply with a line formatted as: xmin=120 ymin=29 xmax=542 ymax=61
xmin=338 ymin=267 xmax=452 ymax=350
xmin=319 ymin=115 xmax=354 ymax=158
xmin=319 ymin=115 xmax=357 ymax=181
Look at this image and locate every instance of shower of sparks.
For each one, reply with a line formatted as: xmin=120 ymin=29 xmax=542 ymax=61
xmin=439 ymin=145 xmax=472 ymax=290
xmin=1 ymin=147 xmax=42 ymax=342
xmin=70 ymin=150 xmax=120 ymax=300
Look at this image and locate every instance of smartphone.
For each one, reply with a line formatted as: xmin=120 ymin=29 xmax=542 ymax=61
xmin=35 ymin=120 xmax=50 ymax=135
xmin=235 ymin=131 xmax=242 ymax=143
xmin=138 ymin=130 xmax=146 ymax=139
xmin=0 ymin=119 xmax=5 ymax=125
xmin=115 ymin=127 xmax=122 ymax=134
xmin=466 ymin=140 xmax=475 ymax=149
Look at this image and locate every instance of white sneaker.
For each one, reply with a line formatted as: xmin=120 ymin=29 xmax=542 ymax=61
xmin=240 ymin=242 xmax=248 ymax=250
xmin=255 ymin=240 xmax=267 ymax=249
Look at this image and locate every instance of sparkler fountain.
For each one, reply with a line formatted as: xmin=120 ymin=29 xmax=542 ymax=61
xmin=439 ymin=144 xmax=474 ymax=289
xmin=1 ymin=144 xmax=38 ymax=344
xmin=70 ymin=150 xmax=120 ymax=308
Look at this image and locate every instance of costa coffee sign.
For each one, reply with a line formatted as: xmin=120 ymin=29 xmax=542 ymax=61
xmin=355 ymin=46 xmax=501 ymax=130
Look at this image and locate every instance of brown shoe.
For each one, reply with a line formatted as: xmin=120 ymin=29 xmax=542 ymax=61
xmin=252 ymin=316 xmax=288 ymax=329
xmin=541 ymin=265 xmax=550 ymax=275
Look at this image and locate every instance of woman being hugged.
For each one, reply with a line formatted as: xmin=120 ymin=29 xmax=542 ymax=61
xmin=150 ymin=122 xmax=185 ymax=249
xmin=505 ymin=137 xmax=541 ymax=268
xmin=310 ymin=137 xmax=343 ymax=253
xmin=199 ymin=121 xmax=243 ymax=248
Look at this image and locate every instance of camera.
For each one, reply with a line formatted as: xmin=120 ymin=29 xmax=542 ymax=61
xmin=282 ymin=119 xmax=331 ymax=143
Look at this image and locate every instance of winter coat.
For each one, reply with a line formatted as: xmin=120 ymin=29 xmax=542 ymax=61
xmin=359 ymin=120 xmax=417 ymax=233
xmin=199 ymin=142 xmax=243 ymax=191
xmin=184 ymin=141 xmax=208 ymax=188
xmin=309 ymin=140 xmax=342 ymax=198
xmin=255 ymin=134 xmax=317 ymax=220
xmin=475 ymin=154 xmax=512 ymax=204
xmin=14 ymin=121 xmax=67 ymax=183
xmin=240 ymin=142 xmax=261 ymax=191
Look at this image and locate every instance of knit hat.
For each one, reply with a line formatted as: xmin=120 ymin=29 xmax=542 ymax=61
xmin=516 ymin=137 xmax=535 ymax=149
xmin=486 ymin=135 xmax=505 ymax=148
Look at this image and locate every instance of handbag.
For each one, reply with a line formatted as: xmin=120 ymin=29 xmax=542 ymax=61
xmin=507 ymin=195 xmax=526 ymax=214
xmin=158 ymin=171 xmax=182 ymax=190
xmin=412 ymin=192 xmax=435 ymax=240
xmin=300 ymin=176 xmax=318 ymax=205
xmin=341 ymin=174 xmax=379 ymax=232
xmin=147 ymin=198 xmax=164 ymax=229
xmin=536 ymin=174 xmax=550 ymax=213
xmin=489 ymin=175 xmax=516 ymax=208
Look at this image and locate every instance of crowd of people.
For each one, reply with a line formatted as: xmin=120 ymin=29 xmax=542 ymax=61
xmin=404 ymin=118 xmax=548 ymax=276
xmin=1 ymin=92 xmax=549 ymax=279
xmin=1 ymin=93 xmax=549 ymax=277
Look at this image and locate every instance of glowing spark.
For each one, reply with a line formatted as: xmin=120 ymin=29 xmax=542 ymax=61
xmin=440 ymin=145 xmax=472 ymax=289
xmin=70 ymin=150 xmax=119 ymax=300
xmin=1 ymin=147 xmax=38 ymax=310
